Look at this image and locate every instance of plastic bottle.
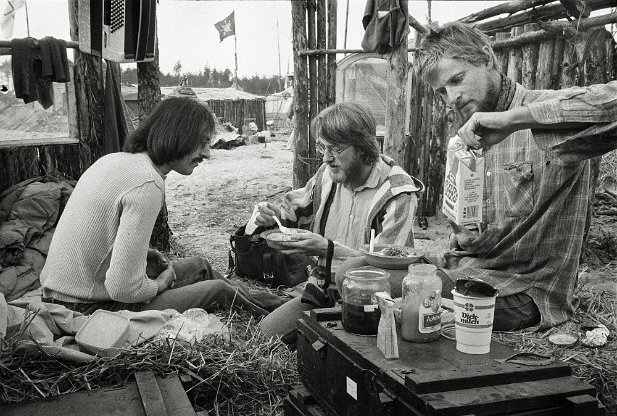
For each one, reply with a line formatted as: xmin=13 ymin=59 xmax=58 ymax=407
xmin=400 ymin=263 xmax=442 ymax=342
xmin=341 ymin=269 xmax=390 ymax=335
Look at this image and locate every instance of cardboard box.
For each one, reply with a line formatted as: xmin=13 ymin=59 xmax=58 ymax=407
xmin=442 ymin=136 xmax=485 ymax=226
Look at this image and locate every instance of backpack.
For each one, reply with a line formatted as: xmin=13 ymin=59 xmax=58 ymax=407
xmin=228 ymin=226 xmax=315 ymax=288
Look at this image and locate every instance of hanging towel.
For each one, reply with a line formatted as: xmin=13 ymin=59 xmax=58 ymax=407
xmin=38 ymin=36 xmax=71 ymax=82
xmin=10 ymin=37 xmax=38 ymax=104
xmin=103 ymin=61 xmax=129 ymax=153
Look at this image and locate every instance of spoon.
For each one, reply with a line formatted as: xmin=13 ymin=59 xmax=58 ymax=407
xmin=273 ymin=215 xmax=293 ymax=234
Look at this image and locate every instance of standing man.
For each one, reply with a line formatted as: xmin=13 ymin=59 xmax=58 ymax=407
xmin=415 ymin=22 xmax=617 ymax=331
xmin=257 ymin=102 xmax=424 ymax=347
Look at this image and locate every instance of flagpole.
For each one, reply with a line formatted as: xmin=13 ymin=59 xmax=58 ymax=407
xmin=24 ymin=0 xmax=30 ymax=37
xmin=233 ymin=26 xmax=238 ymax=89
xmin=276 ymin=18 xmax=282 ymax=91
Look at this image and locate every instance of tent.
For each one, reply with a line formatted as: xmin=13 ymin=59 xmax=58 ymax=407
xmin=265 ymin=86 xmax=293 ymax=130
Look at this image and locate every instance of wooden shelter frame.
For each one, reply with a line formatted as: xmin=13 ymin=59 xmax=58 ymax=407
xmin=290 ymin=0 xmax=616 ymax=218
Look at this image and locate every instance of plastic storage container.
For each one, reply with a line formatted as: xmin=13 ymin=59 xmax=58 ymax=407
xmin=75 ymin=309 xmax=130 ymax=356
xmin=400 ymin=263 xmax=442 ymax=342
xmin=341 ymin=268 xmax=390 ymax=335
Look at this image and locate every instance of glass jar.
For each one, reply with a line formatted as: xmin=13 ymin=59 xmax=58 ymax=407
xmin=341 ymin=268 xmax=390 ymax=335
xmin=400 ymin=264 xmax=442 ymax=342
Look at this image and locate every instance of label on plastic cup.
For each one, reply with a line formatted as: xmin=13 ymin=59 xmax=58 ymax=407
xmin=451 ymin=289 xmax=496 ymax=354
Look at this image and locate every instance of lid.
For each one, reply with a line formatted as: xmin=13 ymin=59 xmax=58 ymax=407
xmin=407 ymin=263 xmax=437 ymax=273
xmin=75 ymin=310 xmax=130 ymax=356
xmin=345 ymin=268 xmax=390 ymax=281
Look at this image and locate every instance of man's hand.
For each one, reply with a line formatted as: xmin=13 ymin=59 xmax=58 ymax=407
xmin=457 ymin=107 xmax=537 ymax=150
xmin=154 ymin=264 xmax=176 ymax=294
xmin=448 ymin=220 xmax=479 ymax=251
xmin=146 ymin=248 xmax=169 ymax=278
xmin=255 ymin=202 xmax=282 ymax=228
xmin=277 ymin=232 xmax=328 ymax=257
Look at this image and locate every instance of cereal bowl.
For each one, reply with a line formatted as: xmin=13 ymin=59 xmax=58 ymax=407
xmin=362 ymin=244 xmax=425 ymax=269
xmin=261 ymin=228 xmax=311 ymax=250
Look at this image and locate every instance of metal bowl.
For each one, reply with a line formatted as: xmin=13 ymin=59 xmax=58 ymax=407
xmin=261 ymin=228 xmax=311 ymax=250
xmin=361 ymin=244 xmax=425 ymax=270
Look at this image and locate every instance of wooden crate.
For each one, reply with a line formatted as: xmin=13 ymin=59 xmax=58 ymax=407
xmin=297 ymin=307 xmax=606 ymax=416
xmin=0 ymin=371 xmax=196 ymax=416
xmin=284 ymin=385 xmax=329 ymax=416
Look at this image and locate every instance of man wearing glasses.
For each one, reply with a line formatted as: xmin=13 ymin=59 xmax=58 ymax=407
xmin=255 ymin=101 xmax=424 ymax=348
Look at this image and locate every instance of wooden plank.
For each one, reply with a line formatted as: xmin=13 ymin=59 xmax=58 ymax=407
xmin=421 ymin=377 xmax=597 ymax=415
xmin=0 ymin=133 xmax=79 ymax=148
xmin=459 ymin=0 xmax=553 ymax=24
xmin=157 ymin=375 xmax=197 ymax=416
xmin=135 ymin=371 xmax=167 ymax=416
xmin=0 ymin=383 xmax=146 ymax=415
xmin=475 ymin=0 xmax=615 ymax=35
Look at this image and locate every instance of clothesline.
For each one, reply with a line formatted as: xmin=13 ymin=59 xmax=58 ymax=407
xmin=0 ymin=40 xmax=79 ymax=56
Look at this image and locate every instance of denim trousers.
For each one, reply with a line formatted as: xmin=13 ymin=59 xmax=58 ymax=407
xmin=47 ymin=257 xmax=273 ymax=317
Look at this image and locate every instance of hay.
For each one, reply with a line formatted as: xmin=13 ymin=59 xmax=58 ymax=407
xmin=599 ymin=150 xmax=617 ymax=189
xmin=493 ymin=281 xmax=617 ymax=414
xmin=0 ymin=308 xmax=298 ymax=415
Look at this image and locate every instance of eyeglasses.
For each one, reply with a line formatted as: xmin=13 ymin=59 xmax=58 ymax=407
xmin=315 ymin=140 xmax=351 ymax=158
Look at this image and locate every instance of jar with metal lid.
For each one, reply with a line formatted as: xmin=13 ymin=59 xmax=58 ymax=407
xmin=400 ymin=263 xmax=442 ymax=342
xmin=341 ymin=268 xmax=390 ymax=335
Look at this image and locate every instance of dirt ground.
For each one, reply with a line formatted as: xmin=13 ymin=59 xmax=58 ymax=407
xmin=165 ymin=131 xmax=616 ymax=295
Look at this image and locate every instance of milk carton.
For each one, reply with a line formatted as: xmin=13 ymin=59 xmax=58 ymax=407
xmin=442 ymin=136 xmax=485 ymax=225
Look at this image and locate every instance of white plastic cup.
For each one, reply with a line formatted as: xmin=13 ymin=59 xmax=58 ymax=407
xmin=451 ymin=289 xmax=496 ymax=354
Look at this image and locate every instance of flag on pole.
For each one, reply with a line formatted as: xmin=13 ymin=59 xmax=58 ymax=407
xmin=214 ymin=11 xmax=235 ymax=42
xmin=0 ymin=0 xmax=25 ymax=40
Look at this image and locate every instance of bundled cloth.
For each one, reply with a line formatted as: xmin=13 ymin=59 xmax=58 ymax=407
xmin=11 ymin=36 xmax=71 ymax=109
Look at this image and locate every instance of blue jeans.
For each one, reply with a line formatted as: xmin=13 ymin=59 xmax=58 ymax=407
xmin=45 ymin=257 xmax=274 ymax=317
xmin=438 ymin=269 xmax=541 ymax=331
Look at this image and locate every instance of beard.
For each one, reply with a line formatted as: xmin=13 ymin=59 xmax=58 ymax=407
xmin=457 ymin=79 xmax=501 ymax=123
xmin=328 ymin=156 xmax=366 ymax=186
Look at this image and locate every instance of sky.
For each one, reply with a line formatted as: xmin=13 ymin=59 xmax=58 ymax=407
xmin=1 ymin=0 xmax=518 ymax=78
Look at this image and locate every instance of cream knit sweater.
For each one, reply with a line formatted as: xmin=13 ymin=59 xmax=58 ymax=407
xmin=41 ymin=152 xmax=164 ymax=303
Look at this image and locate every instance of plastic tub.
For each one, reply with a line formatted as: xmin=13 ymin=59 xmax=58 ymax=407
xmin=75 ymin=309 xmax=130 ymax=356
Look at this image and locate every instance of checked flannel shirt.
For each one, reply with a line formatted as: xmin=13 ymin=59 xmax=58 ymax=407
xmin=447 ymin=81 xmax=617 ymax=328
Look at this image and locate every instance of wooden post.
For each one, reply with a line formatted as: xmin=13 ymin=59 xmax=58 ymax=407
xmin=326 ymin=0 xmax=337 ymax=107
xmin=316 ymin=0 xmax=327 ymax=115
xmin=292 ymin=0 xmax=312 ymax=188
xmin=506 ymin=26 xmax=524 ymax=83
xmin=535 ymin=36 xmax=555 ymax=89
xmin=580 ymin=28 xmax=611 ymax=261
xmin=494 ymin=32 xmax=510 ymax=75
xmin=383 ymin=29 xmax=408 ymax=167
xmin=307 ymin=0 xmax=319 ymax=173
xmin=137 ymin=40 xmax=162 ymax=121
xmin=521 ymin=23 xmax=539 ymax=89
xmin=68 ymin=0 xmax=105 ymax=171
xmin=551 ymin=37 xmax=566 ymax=89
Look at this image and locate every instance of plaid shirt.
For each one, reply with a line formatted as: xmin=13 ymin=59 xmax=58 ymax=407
xmin=448 ymin=81 xmax=617 ymax=328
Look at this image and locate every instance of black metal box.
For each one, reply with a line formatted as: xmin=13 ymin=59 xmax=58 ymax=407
xmin=297 ymin=307 xmax=605 ymax=416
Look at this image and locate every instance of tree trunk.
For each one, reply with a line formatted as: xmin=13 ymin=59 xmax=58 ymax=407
xmin=384 ymin=31 xmax=409 ymax=168
xmin=292 ymin=0 xmax=312 ymax=188
xmin=69 ymin=0 xmax=105 ymax=171
xmin=137 ymin=40 xmax=169 ymax=252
